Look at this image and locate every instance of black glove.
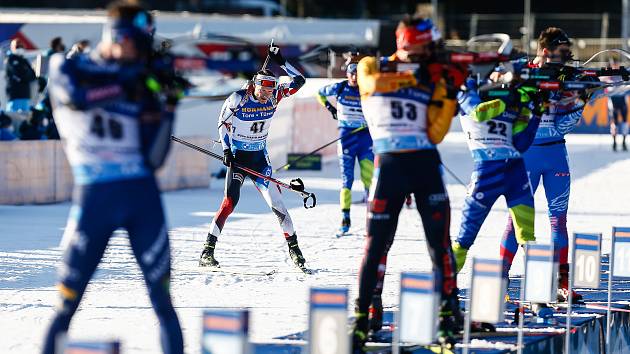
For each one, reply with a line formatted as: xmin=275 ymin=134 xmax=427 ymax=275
xmin=324 ymin=101 xmax=338 ymax=120
xmin=164 ymin=87 xmax=183 ymax=106
xmin=528 ymin=90 xmax=547 ymax=116
xmin=579 ymin=89 xmax=593 ymax=102
xmin=268 ymin=43 xmax=285 ymax=65
xmin=443 ymin=74 xmax=459 ymax=99
xmin=223 ymin=149 xmax=234 ymax=167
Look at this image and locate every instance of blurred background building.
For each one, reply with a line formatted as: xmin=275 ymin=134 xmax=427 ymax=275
xmin=0 ymin=0 xmax=627 ymax=141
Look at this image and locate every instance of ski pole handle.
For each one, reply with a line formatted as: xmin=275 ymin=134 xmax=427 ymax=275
xmin=260 ymin=39 xmax=274 ymax=72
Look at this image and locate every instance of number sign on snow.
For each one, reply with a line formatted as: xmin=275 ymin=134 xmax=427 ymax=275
xmin=398 ymin=272 xmax=440 ymax=345
xmin=308 ymin=288 xmax=349 ymax=354
xmin=573 ymin=233 xmax=602 ymax=289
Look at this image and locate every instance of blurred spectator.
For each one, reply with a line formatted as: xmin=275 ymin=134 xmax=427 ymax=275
xmin=18 ymin=107 xmax=48 ymax=140
xmin=46 ymin=37 xmax=66 ymax=57
xmin=609 ymin=93 xmax=629 ymax=152
xmin=35 ymin=94 xmax=59 ymax=139
xmin=37 ymin=37 xmax=66 ymax=81
xmin=66 ymin=40 xmax=90 ymax=59
xmin=5 ymin=38 xmax=38 ymax=113
xmin=0 ymin=111 xmax=17 ymax=141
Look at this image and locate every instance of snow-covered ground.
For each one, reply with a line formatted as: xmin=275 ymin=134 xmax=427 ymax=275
xmin=1 ymin=133 xmax=628 ymax=353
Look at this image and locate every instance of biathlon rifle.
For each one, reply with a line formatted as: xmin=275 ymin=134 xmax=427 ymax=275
xmin=478 ymin=63 xmax=630 ymax=105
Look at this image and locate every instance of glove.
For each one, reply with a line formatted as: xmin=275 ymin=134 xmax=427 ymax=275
xmin=528 ymin=92 xmax=547 ymax=116
xmin=268 ymin=43 xmax=285 ymax=65
xmin=223 ymin=149 xmax=234 ymax=167
xmin=464 ymin=77 xmax=478 ymax=92
xmin=579 ymin=88 xmax=594 ymax=102
xmin=165 ymin=89 xmax=182 ymax=106
xmin=443 ymin=73 xmax=459 ymax=99
xmin=324 ymin=101 xmax=338 ymax=120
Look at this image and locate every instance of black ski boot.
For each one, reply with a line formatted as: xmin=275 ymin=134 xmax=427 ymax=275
xmin=286 ymin=234 xmax=306 ymax=268
xmin=351 ymin=311 xmax=369 ymax=354
xmin=438 ymin=290 xmax=464 ymax=343
xmin=199 ymin=234 xmax=219 ymax=267
xmin=369 ymin=295 xmax=383 ymax=332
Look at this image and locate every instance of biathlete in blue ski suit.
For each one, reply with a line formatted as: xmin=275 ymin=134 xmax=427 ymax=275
xmin=198 ymin=44 xmax=308 ymax=270
xmin=452 ymin=76 xmax=543 ymax=273
xmin=317 ymin=63 xmax=374 ymax=234
xmin=42 ymin=4 xmax=183 ymax=354
xmin=499 ymin=28 xmax=597 ymax=301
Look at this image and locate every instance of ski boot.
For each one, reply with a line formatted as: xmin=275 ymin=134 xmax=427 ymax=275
xmin=286 ymin=234 xmax=306 ymax=269
xmin=351 ymin=311 xmax=369 ymax=354
xmin=558 ymin=264 xmax=583 ymax=303
xmin=338 ymin=217 xmax=351 ymax=236
xmin=369 ymin=295 xmax=383 ymax=332
xmin=336 ymin=210 xmax=351 ymax=237
xmin=613 ymin=140 xmax=618 ymax=151
xmin=623 ymin=139 xmax=628 ymax=151
xmin=199 ymin=235 xmax=220 ymax=267
xmin=438 ymin=290 xmax=464 ymax=343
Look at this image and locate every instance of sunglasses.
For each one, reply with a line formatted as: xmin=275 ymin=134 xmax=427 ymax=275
xmin=254 ymin=75 xmax=277 ymax=89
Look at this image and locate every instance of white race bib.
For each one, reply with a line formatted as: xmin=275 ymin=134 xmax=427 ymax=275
xmin=362 ymin=96 xmax=428 ymax=140
xmin=55 ymin=106 xmax=143 ymax=166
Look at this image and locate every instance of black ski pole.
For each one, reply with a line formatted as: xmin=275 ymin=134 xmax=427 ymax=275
xmin=274 ymin=125 xmax=367 ymax=172
xmin=171 ymin=135 xmax=316 ymax=209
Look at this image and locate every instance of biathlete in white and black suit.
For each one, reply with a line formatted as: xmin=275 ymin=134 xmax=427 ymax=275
xmin=199 ymin=44 xmax=308 ymax=270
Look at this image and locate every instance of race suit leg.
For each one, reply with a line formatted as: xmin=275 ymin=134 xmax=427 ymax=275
xmin=356 ymin=153 xmax=406 ymax=314
xmin=206 ymin=151 xmax=248 ymax=238
xmin=251 ymin=149 xmax=296 ymax=239
xmin=413 ymin=151 xmax=457 ymax=299
xmin=124 ymin=177 xmax=183 ymax=354
xmin=357 ymin=129 xmax=375 ymax=199
xmin=500 ymin=159 xmax=536 ymax=277
xmin=338 ymin=127 xmax=359 ymax=214
xmin=42 ymin=180 xmax=140 ymax=354
xmin=541 ymin=144 xmax=571 ymax=287
xmin=454 ymin=161 xmax=504 ymax=272
xmin=500 ymin=147 xmax=544 ymax=276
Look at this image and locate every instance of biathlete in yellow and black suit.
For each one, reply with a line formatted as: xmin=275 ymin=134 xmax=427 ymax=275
xmin=351 ymin=17 xmax=464 ymax=351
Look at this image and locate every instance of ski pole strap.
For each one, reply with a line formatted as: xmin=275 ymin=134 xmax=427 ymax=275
xmin=302 ymin=192 xmax=317 ymax=209
xmin=289 ymin=178 xmax=316 ymax=208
